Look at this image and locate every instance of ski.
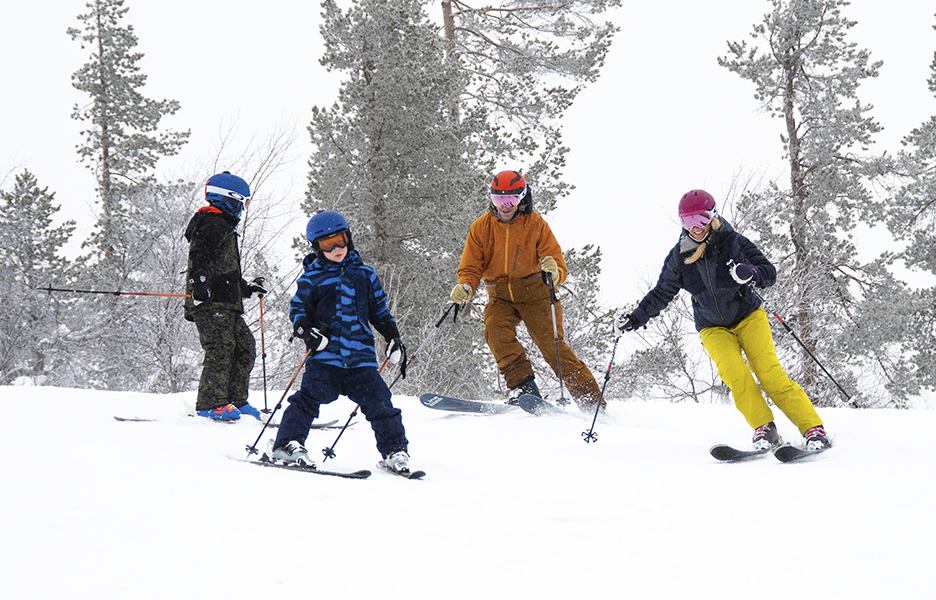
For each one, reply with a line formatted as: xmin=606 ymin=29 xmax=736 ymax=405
xmin=113 ymin=415 xmax=343 ymax=429
xmin=419 ymin=393 xmax=516 ymax=415
xmin=228 ymin=454 xmax=371 ymax=479
xmin=518 ymin=394 xmax=565 ymax=416
xmin=710 ymin=444 xmax=770 ymax=462
xmin=774 ymin=444 xmax=830 ymax=463
xmin=377 ymin=461 xmax=426 ymax=480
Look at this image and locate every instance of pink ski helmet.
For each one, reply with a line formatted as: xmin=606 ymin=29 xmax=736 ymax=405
xmin=678 ymin=190 xmax=716 ymax=230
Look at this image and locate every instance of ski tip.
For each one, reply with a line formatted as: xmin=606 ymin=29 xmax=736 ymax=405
xmin=774 ymin=444 xmax=829 ymax=463
xmin=377 ymin=461 xmax=426 ymax=479
xmin=517 ymin=394 xmax=562 ymax=416
xmin=709 ymin=444 xmax=768 ymax=462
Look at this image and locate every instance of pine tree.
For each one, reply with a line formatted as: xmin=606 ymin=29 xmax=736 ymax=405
xmin=439 ymin=0 xmax=619 ymax=209
xmin=306 ymin=0 xmax=492 ymax=397
xmin=879 ymin=16 xmax=936 ymax=405
xmin=0 ymin=171 xmax=76 ymax=385
xmin=68 ymin=0 xmax=189 ymax=281
xmin=65 ymin=0 xmax=192 ymax=390
xmin=719 ymin=0 xmax=896 ymax=405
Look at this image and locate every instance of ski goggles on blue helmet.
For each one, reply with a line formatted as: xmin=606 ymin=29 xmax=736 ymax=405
xmin=205 ymin=172 xmax=251 ymax=217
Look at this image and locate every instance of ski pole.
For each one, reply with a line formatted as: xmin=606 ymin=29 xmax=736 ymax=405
xmin=37 ymin=284 xmax=189 ymax=298
xmin=747 ymin=285 xmax=858 ymax=408
xmin=258 ymin=295 xmax=270 ymax=413
xmin=386 ymin=302 xmax=457 ymax=387
xmin=245 ymin=348 xmax=313 ymax=457
xmin=322 ymin=358 xmax=391 ymax=463
xmin=582 ymin=336 xmax=620 ymax=443
xmin=437 ymin=302 xmax=457 ymax=327
xmin=545 ymin=272 xmax=569 ymax=407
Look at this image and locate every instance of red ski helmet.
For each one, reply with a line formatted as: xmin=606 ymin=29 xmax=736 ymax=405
xmin=490 ymin=170 xmax=533 ymax=215
xmin=491 ymin=170 xmax=527 ymax=196
xmin=678 ymin=189 xmax=716 ymax=217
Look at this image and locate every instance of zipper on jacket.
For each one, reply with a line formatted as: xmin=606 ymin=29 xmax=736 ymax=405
xmin=503 ymin=224 xmax=515 ymax=302
xmin=703 ymin=253 xmax=728 ymax=326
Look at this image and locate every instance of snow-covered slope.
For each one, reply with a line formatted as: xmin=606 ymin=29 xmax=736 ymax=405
xmin=2 ymin=386 xmax=932 ymax=599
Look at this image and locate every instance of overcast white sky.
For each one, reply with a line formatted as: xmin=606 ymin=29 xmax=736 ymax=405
xmin=2 ymin=1 xmax=935 ymax=305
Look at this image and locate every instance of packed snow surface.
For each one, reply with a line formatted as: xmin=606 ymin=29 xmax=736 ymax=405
xmin=2 ymin=386 xmax=933 ymax=599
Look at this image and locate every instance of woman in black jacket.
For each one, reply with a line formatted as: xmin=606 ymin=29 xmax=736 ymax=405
xmin=615 ymin=190 xmax=829 ymax=452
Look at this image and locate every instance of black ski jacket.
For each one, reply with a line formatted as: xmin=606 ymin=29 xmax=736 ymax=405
xmin=637 ymin=219 xmax=776 ymax=331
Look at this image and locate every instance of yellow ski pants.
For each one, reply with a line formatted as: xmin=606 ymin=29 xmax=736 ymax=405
xmin=700 ymin=309 xmax=822 ymax=435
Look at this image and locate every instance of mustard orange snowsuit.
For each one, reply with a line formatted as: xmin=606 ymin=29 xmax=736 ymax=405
xmin=457 ymin=209 xmax=601 ymax=408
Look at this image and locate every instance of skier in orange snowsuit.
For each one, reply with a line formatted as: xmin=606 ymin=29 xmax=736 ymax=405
xmin=451 ymin=170 xmax=603 ymax=411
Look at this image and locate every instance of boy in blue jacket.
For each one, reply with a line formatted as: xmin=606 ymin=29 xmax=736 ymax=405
xmin=271 ymin=211 xmax=412 ymax=473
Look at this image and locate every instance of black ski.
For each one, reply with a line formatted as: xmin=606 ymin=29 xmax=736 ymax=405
xmin=518 ymin=394 xmax=564 ymax=416
xmin=710 ymin=444 xmax=770 ymax=462
xmin=774 ymin=444 xmax=830 ymax=463
xmin=228 ymin=454 xmax=371 ymax=479
xmin=377 ymin=461 xmax=426 ymax=479
xmin=419 ymin=393 xmax=516 ymax=414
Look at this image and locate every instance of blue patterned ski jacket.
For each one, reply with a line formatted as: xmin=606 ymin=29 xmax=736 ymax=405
xmin=291 ymin=249 xmax=399 ymax=369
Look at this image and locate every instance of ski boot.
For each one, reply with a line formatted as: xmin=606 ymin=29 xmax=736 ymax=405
xmin=752 ymin=421 xmax=782 ymax=451
xmin=196 ymin=404 xmax=241 ymax=421
xmin=271 ymin=441 xmax=315 ymax=467
xmin=507 ymin=376 xmax=541 ymax=405
xmin=382 ymin=450 xmax=411 ymax=474
xmin=804 ymin=425 xmax=830 ymax=451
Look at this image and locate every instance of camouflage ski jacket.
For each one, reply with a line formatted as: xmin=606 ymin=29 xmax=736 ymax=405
xmin=183 ymin=206 xmax=249 ymax=321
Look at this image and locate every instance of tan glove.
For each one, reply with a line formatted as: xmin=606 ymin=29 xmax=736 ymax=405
xmin=450 ymin=283 xmax=474 ymax=304
xmin=539 ymin=256 xmax=560 ymax=282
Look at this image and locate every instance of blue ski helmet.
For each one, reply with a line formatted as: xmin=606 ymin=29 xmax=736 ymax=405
xmin=205 ymin=172 xmax=250 ymax=218
xmin=306 ymin=210 xmax=354 ymax=248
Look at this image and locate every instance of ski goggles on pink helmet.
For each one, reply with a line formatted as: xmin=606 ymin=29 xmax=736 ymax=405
xmin=680 ymin=211 xmax=712 ymax=230
xmin=490 ymin=186 xmax=527 ymax=209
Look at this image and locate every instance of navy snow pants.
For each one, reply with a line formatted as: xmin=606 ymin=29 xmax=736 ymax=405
xmin=274 ymin=362 xmax=408 ymax=458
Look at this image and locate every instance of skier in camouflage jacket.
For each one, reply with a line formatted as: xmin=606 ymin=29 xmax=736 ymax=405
xmin=184 ymin=172 xmax=265 ymax=420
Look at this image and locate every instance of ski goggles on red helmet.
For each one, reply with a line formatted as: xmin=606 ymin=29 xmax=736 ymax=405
xmin=680 ymin=212 xmax=712 ymax=230
xmin=490 ymin=187 xmax=527 ymax=209
xmin=317 ymin=230 xmax=349 ymax=252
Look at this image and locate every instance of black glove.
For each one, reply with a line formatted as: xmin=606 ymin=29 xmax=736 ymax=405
xmin=730 ymin=263 xmax=763 ymax=287
xmin=245 ymin=277 xmax=267 ymax=298
xmin=294 ymin=317 xmax=329 ymax=352
xmin=386 ymin=337 xmax=407 ymax=379
xmin=189 ymin=270 xmax=210 ymax=305
xmin=613 ymin=307 xmax=649 ymax=337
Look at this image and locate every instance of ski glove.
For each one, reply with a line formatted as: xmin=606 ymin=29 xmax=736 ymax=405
xmin=386 ymin=337 xmax=407 ymax=379
xmin=730 ymin=263 xmax=763 ymax=287
xmin=189 ymin=270 xmax=211 ymax=305
xmin=613 ymin=307 xmax=649 ymax=337
xmin=450 ymin=283 xmax=474 ymax=305
xmin=539 ymin=256 xmax=560 ymax=283
xmin=294 ymin=317 xmax=329 ymax=352
xmin=245 ymin=277 xmax=267 ymax=298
